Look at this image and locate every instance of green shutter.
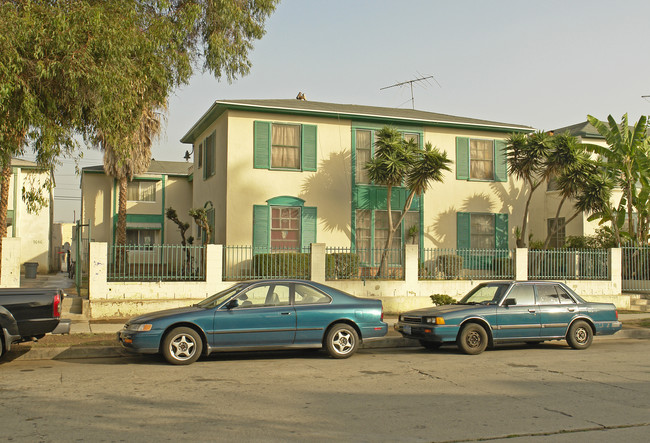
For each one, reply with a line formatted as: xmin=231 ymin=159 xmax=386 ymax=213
xmin=495 ymin=213 xmax=508 ymax=249
xmin=302 ymin=124 xmax=317 ymax=171
xmin=457 ymin=212 xmax=471 ymax=250
xmin=253 ymin=205 xmax=269 ymax=252
xmin=494 ymin=139 xmax=507 ymax=182
xmin=254 ymin=121 xmax=270 ymax=169
xmin=202 ymin=136 xmax=208 ymax=180
xmin=456 ymin=137 xmax=469 ymax=180
xmin=301 ymin=206 xmax=317 ymax=248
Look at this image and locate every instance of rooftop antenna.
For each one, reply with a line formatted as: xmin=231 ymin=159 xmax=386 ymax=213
xmin=643 ymin=95 xmax=650 ymax=102
xmin=380 ymin=73 xmax=441 ymax=109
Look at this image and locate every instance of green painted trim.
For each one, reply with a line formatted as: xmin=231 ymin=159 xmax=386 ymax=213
xmin=187 ymin=173 xmax=193 ymax=182
xmin=267 ymin=196 xmax=305 ymax=206
xmin=112 ymin=180 xmax=116 ymax=244
xmin=181 ymin=102 xmax=532 ymax=145
xmin=125 ymin=213 xmax=164 ymax=224
xmin=130 ymin=176 xmax=162 ymax=181
xmin=161 ymin=175 xmax=166 ymax=242
xmin=12 ymin=170 xmax=18 ymax=237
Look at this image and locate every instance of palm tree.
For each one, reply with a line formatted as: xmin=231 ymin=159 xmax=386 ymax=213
xmin=542 ymin=133 xmax=594 ymax=249
xmin=506 ymin=131 xmax=551 ymax=247
xmin=586 ymin=114 xmax=648 ymax=244
xmin=365 ymin=127 xmax=451 ymax=276
xmin=102 ymin=104 xmax=163 ymax=248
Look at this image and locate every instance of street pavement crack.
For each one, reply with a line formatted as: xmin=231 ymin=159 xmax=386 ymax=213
xmin=432 ymin=422 xmax=650 ymax=442
xmin=412 ymin=367 xmax=461 ymax=387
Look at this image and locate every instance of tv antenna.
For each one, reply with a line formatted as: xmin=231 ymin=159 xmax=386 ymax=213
xmin=380 ymin=74 xmax=441 ymax=109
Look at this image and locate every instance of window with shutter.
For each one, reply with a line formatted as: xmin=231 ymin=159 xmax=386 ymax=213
xmin=456 ymin=137 xmax=507 ymax=182
xmin=252 ymin=197 xmax=317 ymax=252
xmin=254 ymin=121 xmax=317 ymax=171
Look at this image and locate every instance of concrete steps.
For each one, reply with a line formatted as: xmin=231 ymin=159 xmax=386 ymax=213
xmin=629 ymin=294 xmax=650 ymax=312
xmin=62 ymin=296 xmax=90 ymax=320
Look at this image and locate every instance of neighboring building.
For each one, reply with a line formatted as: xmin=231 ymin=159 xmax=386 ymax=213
xmin=80 ymin=160 xmax=193 ymax=246
xmin=5 ymin=158 xmax=52 ymax=273
xmin=180 ymin=99 xmax=535 ymax=261
xmin=529 ymin=121 xmax=614 ymax=247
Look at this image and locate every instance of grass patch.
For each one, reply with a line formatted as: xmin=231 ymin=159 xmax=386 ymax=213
xmin=624 ymin=319 xmax=650 ymax=329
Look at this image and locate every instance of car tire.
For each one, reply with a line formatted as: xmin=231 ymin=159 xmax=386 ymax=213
xmin=457 ymin=323 xmax=488 ymax=355
xmin=325 ymin=324 xmax=359 ymax=359
xmin=419 ymin=340 xmax=442 ymax=350
xmin=566 ymin=320 xmax=593 ymax=350
xmin=162 ymin=327 xmax=203 ymax=365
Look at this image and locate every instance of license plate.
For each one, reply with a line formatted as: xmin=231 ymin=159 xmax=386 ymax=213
xmin=403 ymin=325 xmax=411 ymax=335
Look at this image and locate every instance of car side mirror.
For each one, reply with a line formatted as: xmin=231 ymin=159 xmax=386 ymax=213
xmin=225 ymin=299 xmax=239 ymax=310
xmin=503 ymin=298 xmax=517 ymax=307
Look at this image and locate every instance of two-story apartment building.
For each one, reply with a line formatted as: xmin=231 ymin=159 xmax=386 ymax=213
xmin=180 ymin=99 xmax=535 ymax=260
xmin=80 ymin=160 xmax=193 ymax=246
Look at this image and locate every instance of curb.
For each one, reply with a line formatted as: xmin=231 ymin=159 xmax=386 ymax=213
xmin=5 ymin=329 xmax=649 ymax=362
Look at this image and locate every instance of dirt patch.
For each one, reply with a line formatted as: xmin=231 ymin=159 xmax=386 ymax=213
xmin=17 ymin=333 xmax=118 ymax=348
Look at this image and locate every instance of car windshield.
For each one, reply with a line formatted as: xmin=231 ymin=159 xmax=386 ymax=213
xmin=459 ymin=283 xmax=510 ymax=305
xmin=195 ymin=284 xmax=246 ymax=309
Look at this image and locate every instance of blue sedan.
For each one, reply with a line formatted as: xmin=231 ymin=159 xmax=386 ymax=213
xmin=395 ymin=281 xmax=622 ymax=354
xmin=118 ymin=280 xmax=387 ymax=364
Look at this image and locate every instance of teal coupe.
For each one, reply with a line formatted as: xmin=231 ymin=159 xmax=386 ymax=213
xmin=118 ymin=280 xmax=387 ymax=365
xmin=395 ymin=281 xmax=622 ymax=354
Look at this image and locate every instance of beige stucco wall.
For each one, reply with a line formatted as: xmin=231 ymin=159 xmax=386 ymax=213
xmin=163 ymin=176 xmax=193 ymax=244
xmin=81 ymin=173 xmax=114 ymax=243
xmin=189 ymin=109 xmax=537 ymax=250
xmin=11 ymin=168 xmax=51 ymax=272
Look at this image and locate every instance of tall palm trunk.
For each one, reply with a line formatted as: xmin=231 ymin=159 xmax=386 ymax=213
xmin=0 ymin=161 xmax=12 ymax=279
xmin=519 ymin=178 xmax=542 ymax=247
xmin=114 ymin=176 xmax=129 ymax=273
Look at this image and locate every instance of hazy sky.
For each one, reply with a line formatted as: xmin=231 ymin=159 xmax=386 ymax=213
xmin=47 ymin=0 xmax=650 ymax=222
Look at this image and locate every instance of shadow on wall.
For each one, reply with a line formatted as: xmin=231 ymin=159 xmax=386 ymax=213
xmin=300 ymin=150 xmax=352 ymax=241
xmin=427 ymin=188 xmax=521 ymax=249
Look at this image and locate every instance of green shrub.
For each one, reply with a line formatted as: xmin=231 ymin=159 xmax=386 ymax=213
xmin=430 ymin=293 xmax=456 ymax=306
xmin=436 ymin=254 xmax=463 ymax=279
xmin=253 ymin=253 xmax=310 ymax=278
xmin=326 ymin=253 xmax=359 ymax=279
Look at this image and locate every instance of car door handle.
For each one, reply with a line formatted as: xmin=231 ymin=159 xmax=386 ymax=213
xmin=528 ymin=309 xmax=536 ymax=313
xmin=281 ymin=312 xmax=292 ymax=316
xmin=567 ymin=308 xmax=576 ymax=312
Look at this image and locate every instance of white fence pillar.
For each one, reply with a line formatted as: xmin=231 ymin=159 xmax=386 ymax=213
xmin=0 ymin=237 xmax=21 ymax=288
xmin=405 ymin=244 xmax=419 ymax=286
xmin=515 ymin=248 xmax=528 ymax=281
xmin=610 ymin=248 xmax=622 ymax=293
xmin=89 ymin=242 xmax=108 ymax=299
xmin=310 ymin=243 xmax=326 ymax=283
xmin=205 ymin=244 xmax=222 ymax=286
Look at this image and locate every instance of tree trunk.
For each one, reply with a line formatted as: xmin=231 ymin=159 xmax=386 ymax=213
xmin=542 ymin=195 xmax=568 ymax=249
xmin=518 ymin=178 xmax=541 ymax=247
xmin=115 ymin=177 xmax=128 ymax=273
xmin=376 ymin=188 xmax=417 ymax=278
xmin=0 ymin=161 xmax=12 ymax=279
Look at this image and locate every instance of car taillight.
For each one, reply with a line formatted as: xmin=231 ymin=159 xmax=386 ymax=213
xmin=615 ymin=310 xmax=619 ymax=320
xmin=381 ymin=306 xmax=384 ymax=322
xmin=53 ymin=293 xmax=61 ymax=318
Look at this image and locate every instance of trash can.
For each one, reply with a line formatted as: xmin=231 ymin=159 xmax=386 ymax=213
xmin=24 ymin=262 xmax=39 ymax=279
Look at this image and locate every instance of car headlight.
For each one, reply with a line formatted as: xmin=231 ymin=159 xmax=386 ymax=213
xmin=127 ymin=323 xmax=153 ymax=332
xmin=424 ymin=317 xmax=445 ymax=325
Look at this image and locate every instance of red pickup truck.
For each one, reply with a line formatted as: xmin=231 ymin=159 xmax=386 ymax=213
xmin=1 ymin=288 xmax=71 ymax=359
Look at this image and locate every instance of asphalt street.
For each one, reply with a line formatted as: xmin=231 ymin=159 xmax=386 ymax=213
xmin=1 ymin=339 xmax=648 ymax=442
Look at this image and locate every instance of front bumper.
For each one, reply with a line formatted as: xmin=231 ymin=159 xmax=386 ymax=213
xmin=117 ymin=329 xmax=160 ymax=354
xmin=394 ymin=322 xmax=459 ymax=343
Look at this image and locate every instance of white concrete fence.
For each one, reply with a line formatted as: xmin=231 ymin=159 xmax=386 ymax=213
xmin=87 ymin=242 xmax=630 ymax=319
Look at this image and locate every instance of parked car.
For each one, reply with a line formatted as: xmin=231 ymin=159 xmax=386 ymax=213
xmin=1 ymin=288 xmax=71 ymax=359
xmin=394 ymin=281 xmax=621 ymax=354
xmin=118 ymin=280 xmax=387 ymax=365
